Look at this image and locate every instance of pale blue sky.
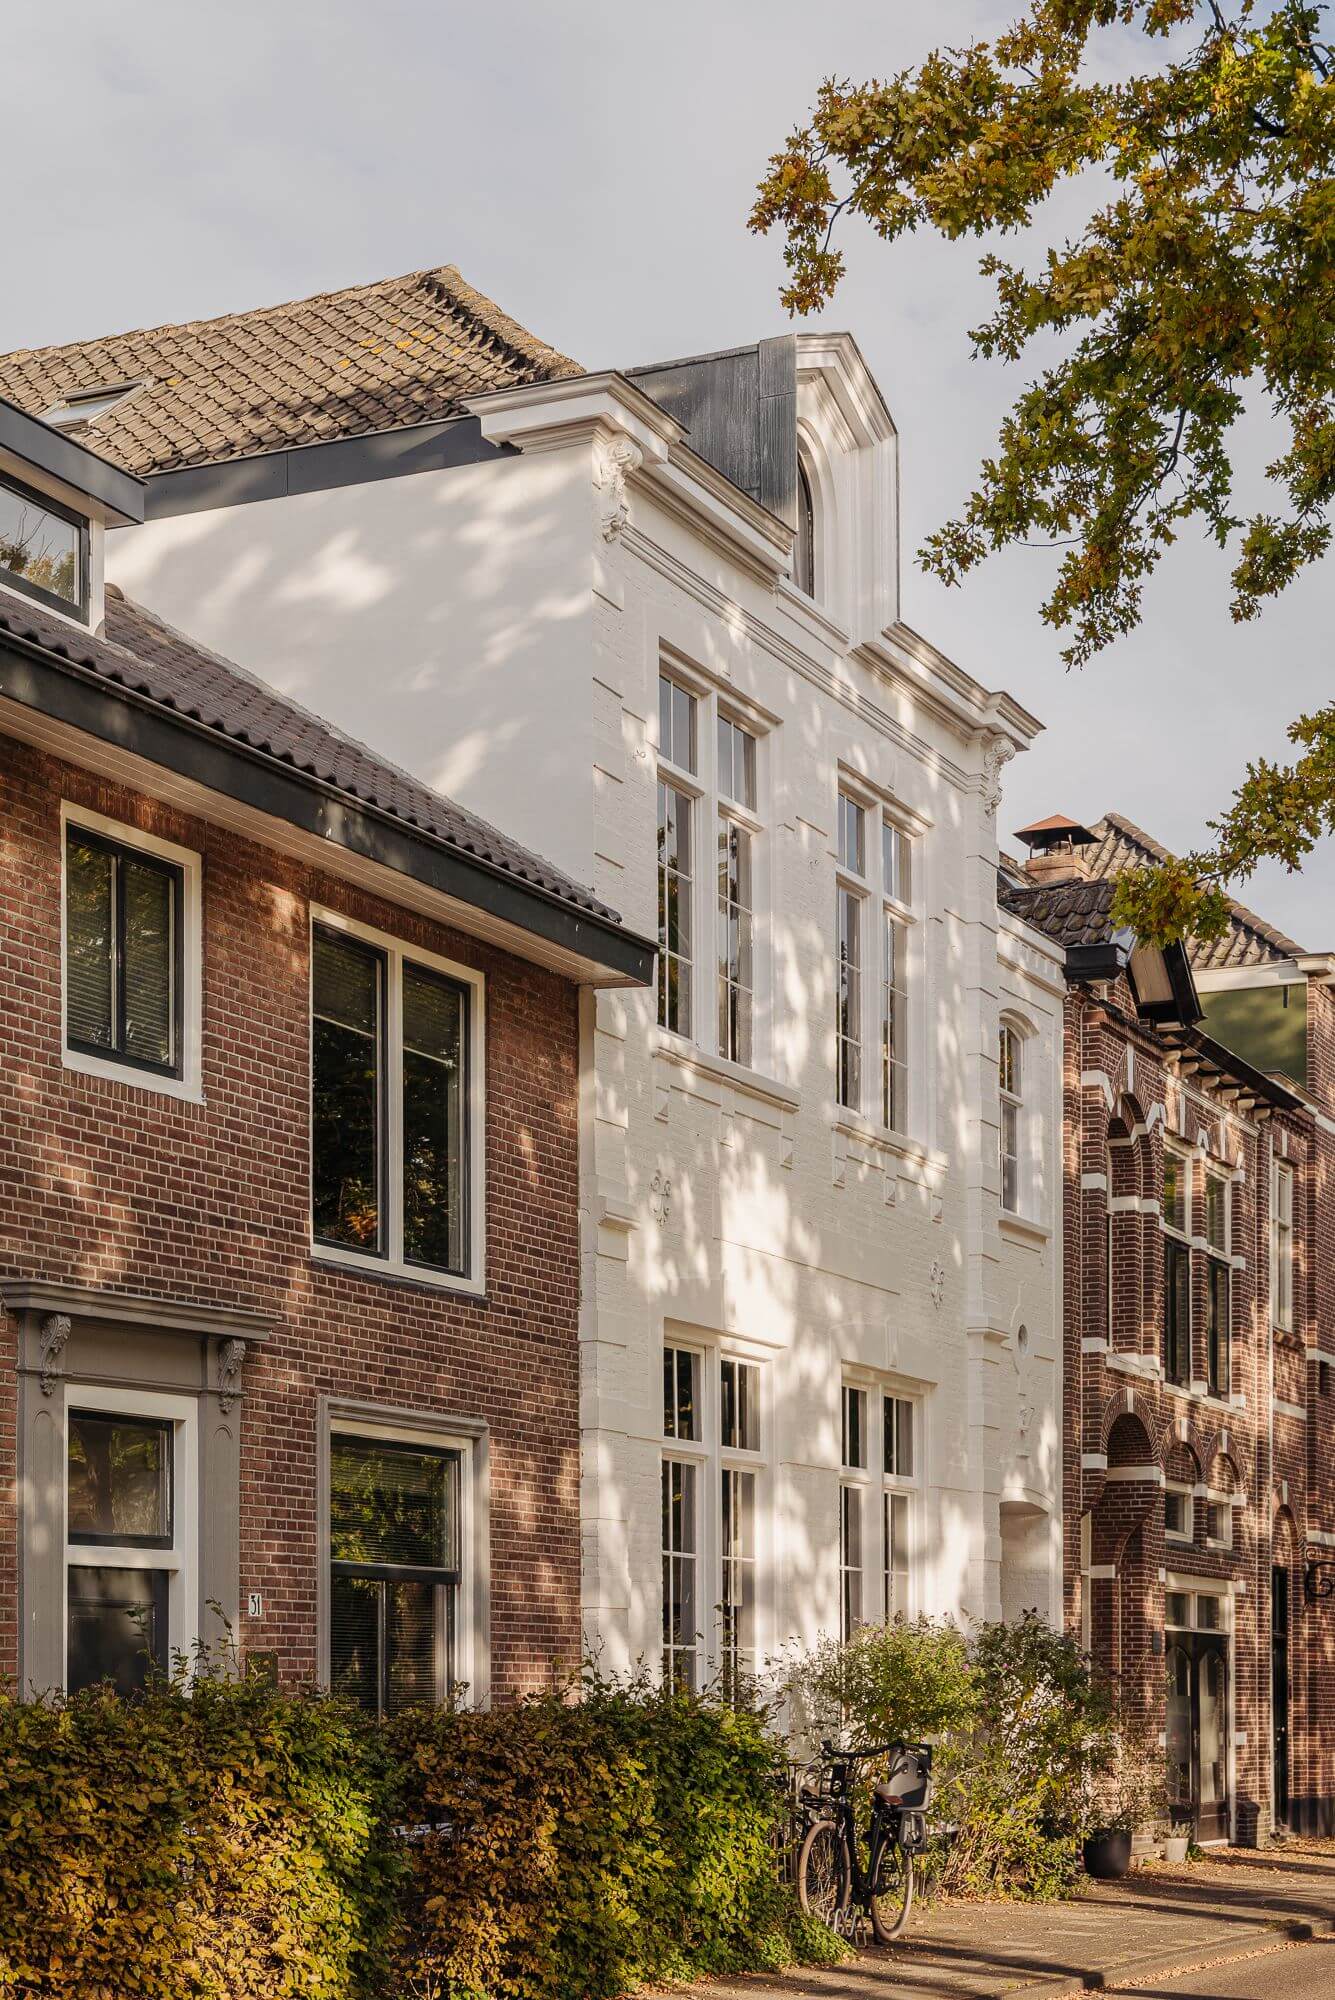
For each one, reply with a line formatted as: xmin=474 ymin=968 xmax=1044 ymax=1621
xmin=5 ymin=0 xmax=1330 ymax=942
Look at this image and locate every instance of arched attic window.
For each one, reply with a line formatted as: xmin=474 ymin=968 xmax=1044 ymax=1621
xmin=793 ymin=453 xmax=816 ymax=598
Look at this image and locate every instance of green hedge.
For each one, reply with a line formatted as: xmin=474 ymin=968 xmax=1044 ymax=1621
xmin=0 ymin=1670 xmax=837 ymax=2000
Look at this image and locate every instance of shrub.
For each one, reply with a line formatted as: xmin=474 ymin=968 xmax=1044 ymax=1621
xmin=388 ymin=1668 xmax=842 ymax=2000
xmin=778 ymin=1613 xmax=1126 ymax=1902
xmin=0 ymin=1668 xmax=399 ymax=1999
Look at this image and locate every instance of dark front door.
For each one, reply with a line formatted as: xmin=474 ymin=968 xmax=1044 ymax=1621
xmin=1166 ymin=1633 xmax=1230 ymax=1842
xmin=1272 ymin=1567 xmax=1291 ymax=1828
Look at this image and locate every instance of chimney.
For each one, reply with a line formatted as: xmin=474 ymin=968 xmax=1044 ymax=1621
xmin=1014 ymin=814 xmax=1098 ymax=886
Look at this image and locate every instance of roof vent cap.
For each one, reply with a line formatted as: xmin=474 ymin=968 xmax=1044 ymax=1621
xmin=1014 ymin=813 xmax=1097 ymax=885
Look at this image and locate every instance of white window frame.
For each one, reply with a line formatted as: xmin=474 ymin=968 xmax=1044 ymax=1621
xmin=317 ymin=1399 xmax=488 ymax=1708
xmin=998 ymin=1018 xmax=1025 ymax=1215
xmin=64 ymin=1381 xmax=199 ymax=1689
xmin=309 ymin=906 xmax=486 ymax=1296
xmin=656 ymin=665 xmax=771 ymax=1071
xmin=60 ymin=802 xmax=204 ymax=1103
xmin=841 ymin=1373 xmax=922 ymax=1635
xmin=1204 ymin=1164 xmax=1233 ymax=1399
xmin=834 ymin=776 xmax=920 ymax=1134
xmin=881 ymin=1391 xmax=921 ymax=1623
xmin=1273 ymin=1159 xmax=1294 ymax=1333
xmin=660 ymin=1334 xmax=769 ymax=1692
xmin=1162 ymin=1142 xmax=1193 ymax=1387
xmin=1165 ymin=1482 xmax=1194 ymax=1546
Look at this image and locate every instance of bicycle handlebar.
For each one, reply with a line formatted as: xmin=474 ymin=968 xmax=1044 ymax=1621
xmin=817 ymin=1737 xmax=927 ymax=1761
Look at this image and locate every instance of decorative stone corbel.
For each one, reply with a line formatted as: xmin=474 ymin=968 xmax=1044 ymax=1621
xmin=981 ymin=737 xmax=1016 ymax=818
xmin=217 ymin=1336 xmax=248 ymax=1415
xmin=39 ymin=1313 xmax=71 ymax=1396
xmin=598 ymin=436 xmax=643 ymax=542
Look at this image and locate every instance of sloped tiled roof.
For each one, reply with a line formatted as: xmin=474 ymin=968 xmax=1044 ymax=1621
xmin=0 ymin=584 xmax=619 ymax=924
xmin=998 ymin=872 xmax=1121 ymax=949
xmin=0 ymin=266 xmax=581 ymax=477
xmin=1087 ymin=812 xmax=1304 ymax=971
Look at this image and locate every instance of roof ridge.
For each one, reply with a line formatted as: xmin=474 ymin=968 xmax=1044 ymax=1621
xmin=1093 ymin=809 xmax=1304 ymax=961
xmin=1 ymin=263 xmax=580 ymax=373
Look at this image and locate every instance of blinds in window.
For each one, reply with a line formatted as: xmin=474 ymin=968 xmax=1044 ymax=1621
xmin=66 ymin=835 xmax=115 ymax=1049
xmin=329 ymin=1437 xmax=458 ymax=1573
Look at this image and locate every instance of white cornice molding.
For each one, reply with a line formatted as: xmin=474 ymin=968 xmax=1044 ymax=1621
xmin=853 ymin=622 xmax=1043 ymax=755
xmin=795 ymin=331 xmax=898 ymax=443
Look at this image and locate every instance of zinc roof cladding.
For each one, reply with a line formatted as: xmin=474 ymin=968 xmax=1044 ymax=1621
xmin=0 ymin=584 xmax=621 ymax=926
xmin=1086 ymin=812 xmax=1304 ymax=970
xmin=0 ymin=266 xmax=582 ymax=478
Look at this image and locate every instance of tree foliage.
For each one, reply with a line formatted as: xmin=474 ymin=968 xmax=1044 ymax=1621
xmin=752 ymin=2 xmax=1335 ymax=938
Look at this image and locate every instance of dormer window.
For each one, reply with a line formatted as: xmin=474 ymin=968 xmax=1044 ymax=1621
xmin=0 ymin=472 xmax=88 ymax=619
xmin=794 ymin=455 xmax=816 ymax=597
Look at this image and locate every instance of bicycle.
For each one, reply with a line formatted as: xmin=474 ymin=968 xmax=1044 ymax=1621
xmin=795 ymin=1737 xmax=932 ymax=1943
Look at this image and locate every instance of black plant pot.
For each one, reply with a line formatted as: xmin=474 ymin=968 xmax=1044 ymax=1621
xmin=1083 ymin=1828 xmax=1132 ymax=1880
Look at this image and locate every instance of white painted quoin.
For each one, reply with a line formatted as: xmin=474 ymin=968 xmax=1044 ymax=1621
xmin=107 ymin=328 xmax=1064 ymax=1682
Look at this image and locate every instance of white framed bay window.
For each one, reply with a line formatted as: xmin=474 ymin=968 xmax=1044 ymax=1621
xmin=656 ymin=667 xmax=768 ymax=1071
xmin=310 ymin=909 xmax=485 ymax=1293
xmin=835 ymin=779 xmax=919 ymax=1134
xmin=840 ymin=1376 xmax=922 ymax=1639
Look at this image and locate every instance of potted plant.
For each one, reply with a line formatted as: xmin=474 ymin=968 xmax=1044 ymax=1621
xmin=1080 ymin=1713 xmax=1168 ymax=1881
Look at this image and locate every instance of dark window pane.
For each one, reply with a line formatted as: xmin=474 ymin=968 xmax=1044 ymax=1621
xmin=68 ymin=1412 xmax=172 ymax=1545
xmin=329 ymin=1437 xmax=456 ymax=1570
xmin=402 ymin=965 xmax=466 ymax=1271
xmin=0 ymin=479 xmax=82 ymax=609
xmin=65 ymin=835 xmax=114 ymax=1050
xmin=330 ymin=1572 xmax=379 ymax=1710
xmin=312 ymin=929 xmax=382 ymax=1250
xmin=67 ymin=1566 xmax=168 ymax=1694
xmin=121 ymin=857 xmax=175 ymax=1067
xmin=386 ymin=1580 xmax=440 ymax=1714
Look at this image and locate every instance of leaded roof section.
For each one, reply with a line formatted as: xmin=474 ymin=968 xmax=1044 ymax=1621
xmin=0 ymin=266 xmax=581 ymax=477
xmin=0 ymin=586 xmax=619 ymax=925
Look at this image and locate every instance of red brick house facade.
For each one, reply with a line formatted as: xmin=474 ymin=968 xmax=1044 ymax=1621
xmin=1004 ymin=818 xmax=1335 ymax=1842
xmin=0 ymin=395 xmax=651 ymax=1707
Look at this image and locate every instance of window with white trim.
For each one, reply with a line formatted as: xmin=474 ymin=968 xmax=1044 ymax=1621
xmin=657 ymin=672 xmax=766 ymax=1067
xmin=1273 ymin=1161 xmax=1294 ymax=1332
xmin=794 ymin=453 xmax=817 ymax=597
xmin=1165 ymin=1484 xmax=1193 ymax=1545
xmin=1204 ymin=1496 xmax=1232 ymax=1550
xmin=311 ymin=914 xmax=480 ymax=1286
xmin=1205 ymin=1167 xmax=1231 ymax=1399
xmin=999 ymin=1023 xmax=1022 ymax=1213
xmin=840 ymin=1380 xmax=921 ymax=1638
xmin=882 ymin=1395 xmax=917 ymax=1622
xmin=1162 ymin=1147 xmax=1191 ymax=1387
xmin=836 ymin=790 xmax=917 ymax=1127
xmin=1 ymin=471 xmax=88 ymax=619
xmin=661 ymin=1341 xmax=766 ymax=1694
xmin=66 ymin=1389 xmax=195 ymax=1695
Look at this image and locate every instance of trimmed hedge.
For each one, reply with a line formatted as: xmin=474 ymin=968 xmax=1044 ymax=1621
xmin=0 ymin=1673 xmax=398 ymax=1999
xmin=0 ymin=1670 xmax=837 ymax=2000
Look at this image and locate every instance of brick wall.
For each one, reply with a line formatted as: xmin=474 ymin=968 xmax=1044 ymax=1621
xmin=0 ymin=736 xmax=583 ymax=1697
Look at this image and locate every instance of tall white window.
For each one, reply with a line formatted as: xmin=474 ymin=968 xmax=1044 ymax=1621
xmin=717 ymin=714 xmax=759 ymax=1067
xmin=882 ymin=821 xmax=911 ymax=1132
xmin=1205 ymin=1167 xmax=1231 ymax=1399
xmin=882 ymin=1394 xmax=916 ymax=1622
xmin=657 ymin=675 xmax=697 ymax=1038
xmin=1162 ymin=1147 xmax=1191 ymax=1386
xmin=1274 ymin=1161 xmax=1294 ymax=1332
xmin=999 ymin=1023 xmax=1022 ymax=1213
xmin=719 ymin=1355 xmax=761 ymax=1697
xmin=836 ymin=794 xmax=865 ymax=1110
xmin=662 ymin=1342 xmax=766 ymax=1693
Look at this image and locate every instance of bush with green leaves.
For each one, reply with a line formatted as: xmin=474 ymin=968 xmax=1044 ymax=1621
xmin=0 ymin=1669 xmax=400 ymax=1999
xmin=779 ymin=1613 xmax=1135 ymax=1902
xmin=388 ymin=1667 xmax=844 ymax=2000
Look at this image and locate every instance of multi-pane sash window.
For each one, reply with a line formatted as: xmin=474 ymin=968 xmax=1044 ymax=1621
xmin=836 ymin=795 xmax=866 ymax=1111
xmin=329 ymin=1436 xmax=459 ymax=1716
xmin=0 ymin=472 xmax=87 ymax=618
xmin=841 ymin=1384 xmax=868 ymax=1470
xmin=662 ymin=1458 xmax=699 ymax=1689
xmin=658 ymin=675 xmax=697 ymax=1038
xmin=1165 ymin=1486 xmax=1193 ymax=1543
xmin=312 ymin=923 xmax=471 ymax=1278
xmin=1162 ymin=1150 xmax=1191 ymax=1386
xmin=1206 ymin=1171 xmax=1231 ymax=1398
xmin=65 ymin=825 xmax=182 ymax=1077
xmin=717 ymin=715 xmax=757 ymax=1066
xmin=999 ymin=1024 xmax=1022 ymax=1213
xmin=720 ymin=1467 xmax=756 ymax=1696
xmin=1274 ymin=1162 xmax=1294 ymax=1331
xmin=882 ymin=1395 xmax=915 ymax=1622
xmin=721 ymin=1357 xmax=758 ymax=1452
xmin=883 ymin=1396 xmax=914 ymax=1478
xmin=881 ymin=821 xmax=911 ymax=1131
xmin=664 ymin=1345 xmax=701 ymax=1442
xmin=884 ymin=1492 xmax=910 ymax=1621
xmin=67 ymin=1409 xmax=174 ymax=1694
xmin=839 ymin=1484 xmax=863 ymax=1640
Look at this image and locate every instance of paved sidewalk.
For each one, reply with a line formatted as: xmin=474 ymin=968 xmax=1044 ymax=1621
xmin=676 ymin=1840 xmax=1335 ymax=1999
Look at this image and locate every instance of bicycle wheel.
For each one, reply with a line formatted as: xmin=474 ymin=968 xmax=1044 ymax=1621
xmin=797 ymin=1819 xmax=850 ymax=1927
xmin=868 ymin=1836 xmax=914 ymax=1943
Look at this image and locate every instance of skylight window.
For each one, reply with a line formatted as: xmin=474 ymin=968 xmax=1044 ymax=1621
xmin=41 ymin=383 xmax=140 ymax=429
